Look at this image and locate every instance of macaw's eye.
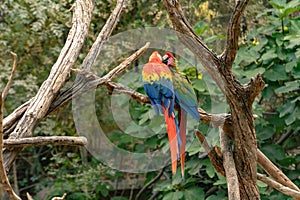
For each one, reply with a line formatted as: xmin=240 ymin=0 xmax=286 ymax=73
xmin=162 ymin=55 xmax=168 ymax=60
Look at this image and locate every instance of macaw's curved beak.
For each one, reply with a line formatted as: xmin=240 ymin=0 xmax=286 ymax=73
xmin=162 ymin=55 xmax=176 ymax=67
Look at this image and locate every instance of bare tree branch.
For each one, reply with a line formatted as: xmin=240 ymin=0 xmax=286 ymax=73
xmin=135 ymin=167 xmax=165 ymax=200
xmin=244 ymin=73 xmax=265 ymax=105
xmin=0 ymin=92 xmax=21 ymax=200
xmin=257 ymin=173 xmax=300 ymax=199
xmin=221 ymin=0 xmax=250 ymax=67
xmin=4 ymin=136 xmax=87 ymax=148
xmin=51 ymin=193 xmax=67 ymax=200
xmin=195 ymin=127 xmax=300 ymax=199
xmin=257 ymin=149 xmax=300 ymax=192
xmin=194 ymin=129 xmax=225 ymax=176
xmin=2 ymin=52 xmax=18 ymax=101
xmin=219 ymin=128 xmax=240 ymax=200
xmin=51 ymin=41 xmax=150 ymax=114
xmin=3 ymin=0 xmax=95 ymax=171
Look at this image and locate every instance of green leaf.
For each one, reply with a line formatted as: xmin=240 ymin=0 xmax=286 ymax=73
xmin=186 ymin=138 xmax=202 ymax=156
xmin=295 ymin=49 xmax=300 ymax=59
xmin=284 ymin=36 xmax=300 ymax=49
xmin=96 ymin=184 xmax=109 ymax=197
xmin=186 ymin=158 xmax=203 ymax=175
xmin=279 ymin=7 xmax=300 ymax=19
xmin=269 ymin=0 xmax=285 ymax=9
xmin=213 ymin=176 xmax=227 ymax=186
xmin=203 ymin=159 xmax=215 ymax=178
xmin=285 ymin=107 xmax=299 ymax=125
xmin=292 ymin=65 xmax=300 ymax=78
xmin=279 ymin=101 xmax=295 ymax=118
xmin=262 ymin=86 xmax=274 ymax=99
xmin=287 ymin=0 xmax=300 ymax=8
xmin=194 ymin=21 xmax=209 ymax=36
xmin=153 ymin=180 xmax=173 ymax=192
xmin=111 ymin=197 xmax=128 ymax=200
xmin=263 ymin=65 xmax=289 ymax=81
xmin=183 ymin=187 xmax=205 ymax=200
xmin=285 ymin=60 xmax=297 ymax=72
xmin=261 ymin=49 xmax=278 ymax=61
xmin=257 ymin=126 xmax=275 ymax=141
xmin=243 ymin=67 xmax=265 ymax=78
xmin=257 ymin=180 xmax=268 ymax=187
xmin=163 ymin=191 xmax=184 ymax=200
xmin=191 ymin=79 xmax=206 ymax=92
xmin=275 ymin=81 xmax=300 ymax=94
xmin=261 ymin=144 xmax=286 ymax=161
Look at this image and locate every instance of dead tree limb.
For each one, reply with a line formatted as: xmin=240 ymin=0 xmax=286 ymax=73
xmin=196 ymin=129 xmax=300 ymax=200
xmin=257 ymin=149 xmax=300 ymax=192
xmin=194 ymin=129 xmax=225 ymax=176
xmin=257 ymin=173 xmax=300 ymax=200
xmin=221 ymin=0 xmax=250 ymax=67
xmin=0 ymin=92 xmax=21 ymax=200
xmin=3 ymin=0 xmax=95 ymax=171
xmin=4 ymin=136 xmax=87 ymax=148
xmin=219 ymin=128 xmax=240 ymax=200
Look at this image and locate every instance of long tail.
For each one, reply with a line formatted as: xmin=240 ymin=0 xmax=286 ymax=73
xmin=162 ymin=105 xmax=178 ymax=174
xmin=179 ymin=108 xmax=187 ymax=178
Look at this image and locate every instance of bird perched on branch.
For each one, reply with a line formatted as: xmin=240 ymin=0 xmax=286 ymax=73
xmin=142 ymin=51 xmax=180 ymax=175
xmin=162 ymin=52 xmax=200 ymax=178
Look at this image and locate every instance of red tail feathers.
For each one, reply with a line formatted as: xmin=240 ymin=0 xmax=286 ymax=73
xmin=179 ymin=108 xmax=187 ymax=178
xmin=162 ymin=105 xmax=178 ymax=174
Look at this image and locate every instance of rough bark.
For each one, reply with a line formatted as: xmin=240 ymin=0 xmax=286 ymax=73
xmin=196 ymin=129 xmax=300 ymax=200
xmin=3 ymin=0 xmax=95 ymax=171
xmin=0 ymin=93 xmax=21 ymax=200
xmin=1 ymin=0 xmax=298 ymax=199
xmin=162 ymin=0 xmax=262 ymax=199
xmin=257 ymin=173 xmax=300 ymax=199
xmin=220 ymin=128 xmax=240 ymax=200
xmin=4 ymin=136 xmax=87 ymax=148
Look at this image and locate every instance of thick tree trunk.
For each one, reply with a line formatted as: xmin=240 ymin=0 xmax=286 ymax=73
xmin=162 ymin=0 xmax=263 ymax=199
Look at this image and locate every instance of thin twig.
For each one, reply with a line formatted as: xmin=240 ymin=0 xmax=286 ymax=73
xmin=257 ymin=173 xmax=300 ymax=200
xmin=4 ymin=136 xmax=87 ymax=148
xmin=13 ymin=161 xmax=19 ymax=196
xmin=275 ymin=130 xmax=293 ymax=145
xmin=135 ymin=168 xmax=165 ymax=200
xmin=51 ymin=193 xmax=67 ymax=200
xmin=0 ymin=92 xmax=21 ymax=199
xmin=26 ymin=192 xmax=33 ymax=200
xmin=2 ymin=52 xmax=18 ymax=100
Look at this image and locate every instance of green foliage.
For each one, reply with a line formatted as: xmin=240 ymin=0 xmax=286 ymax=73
xmin=233 ymin=1 xmax=300 ymax=199
xmin=1 ymin=0 xmax=299 ymax=199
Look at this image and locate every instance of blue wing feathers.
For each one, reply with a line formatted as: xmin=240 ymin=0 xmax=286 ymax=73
xmin=175 ymin=92 xmax=199 ymax=121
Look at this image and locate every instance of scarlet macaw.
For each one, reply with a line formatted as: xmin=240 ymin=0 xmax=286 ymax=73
xmin=142 ymin=51 xmax=180 ymax=174
xmin=162 ymin=52 xmax=200 ymax=178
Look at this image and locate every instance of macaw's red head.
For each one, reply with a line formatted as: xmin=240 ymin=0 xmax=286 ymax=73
xmin=149 ymin=51 xmax=162 ymax=63
xmin=162 ymin=52 xmax=177 ymax=67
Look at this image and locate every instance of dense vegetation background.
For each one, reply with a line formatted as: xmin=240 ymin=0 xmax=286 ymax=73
xmin=0 ymin=0 xmax=299 ymax=199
